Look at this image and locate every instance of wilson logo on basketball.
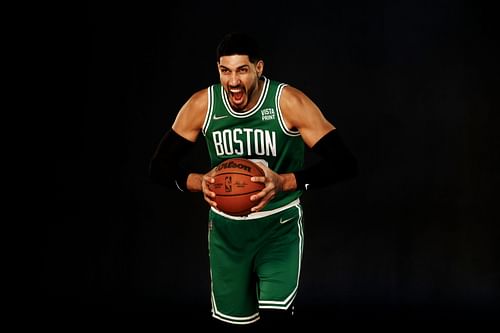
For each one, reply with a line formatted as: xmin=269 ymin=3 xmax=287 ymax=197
xmin=216 ymin=161 xmax=252 ymax=173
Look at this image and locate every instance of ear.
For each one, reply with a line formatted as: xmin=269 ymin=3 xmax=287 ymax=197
xmin=256 ymin=60 xmax=264 ymax=77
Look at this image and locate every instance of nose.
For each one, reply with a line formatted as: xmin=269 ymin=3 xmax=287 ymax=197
xmin=229 ymin=72 xmax=240 ymax=86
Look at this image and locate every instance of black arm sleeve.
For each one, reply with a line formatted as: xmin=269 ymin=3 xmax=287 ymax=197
xmin=294 ymin=129 xmax=358 ymax=190
xmin=149 ymin=128 xmax=196 ymax=192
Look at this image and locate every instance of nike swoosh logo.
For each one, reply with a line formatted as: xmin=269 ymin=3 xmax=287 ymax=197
xmin=280 ymin=217 xmax=294 ymax=224
xmin=213 ymin=115 xmax=228 ymax=120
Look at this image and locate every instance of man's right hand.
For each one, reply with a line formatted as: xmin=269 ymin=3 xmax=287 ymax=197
xmin=201 ymin=169 xmax=217 ymax=209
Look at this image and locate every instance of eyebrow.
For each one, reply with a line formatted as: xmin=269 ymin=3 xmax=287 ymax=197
xmin=219 ymin=64 xmax=250 ymax=71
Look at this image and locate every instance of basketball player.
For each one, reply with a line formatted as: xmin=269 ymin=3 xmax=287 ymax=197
xmin=150 ymin=32 xmax=358 ymax=326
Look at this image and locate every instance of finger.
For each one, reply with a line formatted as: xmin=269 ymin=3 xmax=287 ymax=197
xmin=251 ymin=192 xmax=275 ymax=212
xmin=250 ymin=176 xmax=266 ymax=183
xmin=204 ymin=194 xmax=217 ymax=207
xmin=251 ymin=197 xmax=268 ymax=212
xmin=202 ymin=176 xmax=216 ymax=196
xmin=202 ymin=191 xmax=216 ymax=207
xmin=204 ymin=175 xmax=215 ymax=183
xmin=203 ymin=185 xmax=216 ymax=199
xmin=250 ymin=189 xmax=267 ymax=202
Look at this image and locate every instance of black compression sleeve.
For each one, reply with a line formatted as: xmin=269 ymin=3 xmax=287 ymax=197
xmin=149 ymin=128 xmax=196 ymax=192
xmin=294 ymin=130 xmax=358 ymax=190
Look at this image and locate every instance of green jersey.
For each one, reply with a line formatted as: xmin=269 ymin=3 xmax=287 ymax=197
xmin=202 ymin=77 xmax=304 ymax=212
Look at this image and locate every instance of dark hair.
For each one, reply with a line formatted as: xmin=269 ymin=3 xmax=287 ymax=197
xmin=216 ymin=32 xmax=262 ymax=64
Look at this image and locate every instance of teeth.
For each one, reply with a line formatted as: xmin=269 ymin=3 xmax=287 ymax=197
xmin=230 ymin=89 xmax=241 ymax=93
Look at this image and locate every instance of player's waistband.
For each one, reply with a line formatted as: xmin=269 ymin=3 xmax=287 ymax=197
xmin=210 ymin=198 xmax=301 ymax=220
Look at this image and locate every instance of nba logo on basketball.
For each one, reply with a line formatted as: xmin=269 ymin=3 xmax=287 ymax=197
xmin=224 ymin=176 xmax=232 ymax=192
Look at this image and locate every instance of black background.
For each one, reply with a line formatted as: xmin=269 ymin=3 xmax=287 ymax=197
xmin=49 ymin=0 xmax=498 ymax=322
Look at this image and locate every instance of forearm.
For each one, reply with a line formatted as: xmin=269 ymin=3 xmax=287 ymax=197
xmin=186 ymin=173 xmax=204 ymax=192
xmin=149 ymin=128 xmax=195 ymax=192
xmin=294 ymin=129 xmax=358 ymax=190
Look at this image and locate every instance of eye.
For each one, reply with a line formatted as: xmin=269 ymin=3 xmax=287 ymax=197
xmin=239 ymin=67 xmax=248 ymax=73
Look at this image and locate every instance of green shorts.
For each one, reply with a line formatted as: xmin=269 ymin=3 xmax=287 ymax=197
xmin=208 ymin=203 xmax=304 ymax=325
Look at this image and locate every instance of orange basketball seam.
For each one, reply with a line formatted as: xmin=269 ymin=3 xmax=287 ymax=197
xmin=214 ymin=189 xmax=262 ymax=197
xmin=213 ymin=172 xmax=262 ymax=177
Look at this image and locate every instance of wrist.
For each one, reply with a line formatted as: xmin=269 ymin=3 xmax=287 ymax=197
xmin=186 ymin=173 xmax=204 ymax=192
xmin=280 ymin=173 xmax=298 ymax=192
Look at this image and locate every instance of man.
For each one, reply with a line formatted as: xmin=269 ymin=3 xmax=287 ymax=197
xmin=150 ymin=32 xmax=357 ymax=326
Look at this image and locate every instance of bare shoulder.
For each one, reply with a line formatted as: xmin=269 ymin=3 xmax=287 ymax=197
xmin=279 ymin=84 xmax=335 ymax=147
xmin=280 ymin=85 xmax=311 ymax=110
xmin=172 ymin=88 xmax=209 ymax=141
xmin=185 ymin=88 xmax=209 ymax=115
xmin=279 ymin=85 xmax=322 ymax=127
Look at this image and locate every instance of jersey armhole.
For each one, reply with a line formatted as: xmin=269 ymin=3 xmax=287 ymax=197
xmin=202 ymin=85 xmax=214 ymax=136
xmin=276 ymin=84 xmax=301 ymax=137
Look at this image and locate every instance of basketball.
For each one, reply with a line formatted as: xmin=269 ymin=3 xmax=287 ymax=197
xmin=208 ymin=158 xmax=265 ymax=216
